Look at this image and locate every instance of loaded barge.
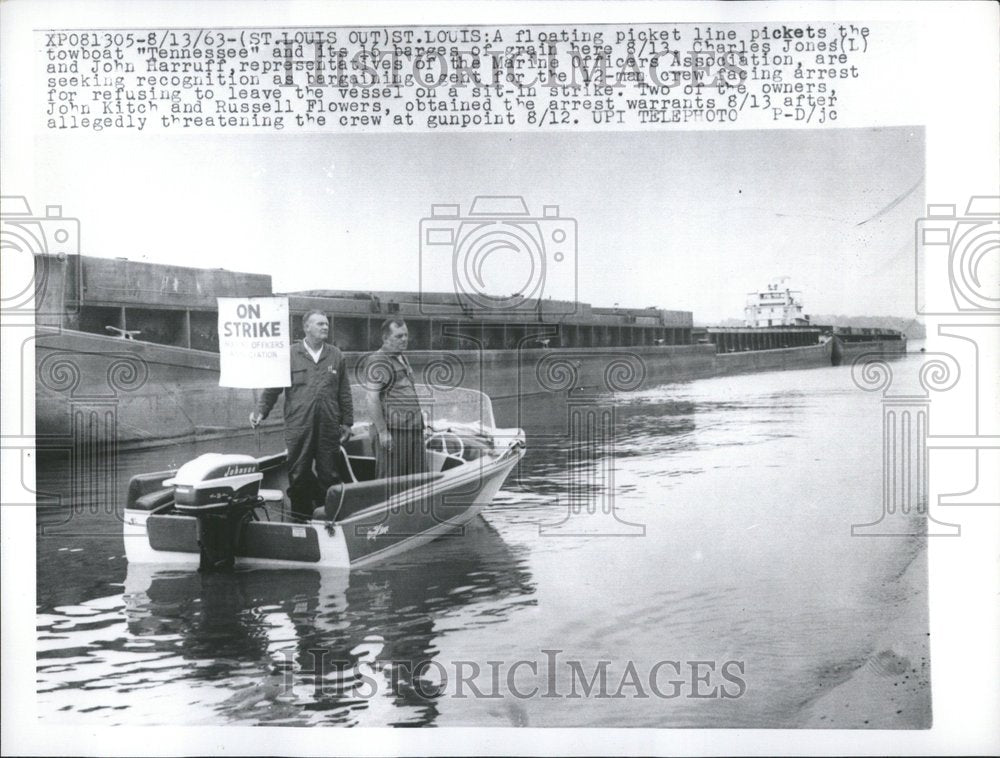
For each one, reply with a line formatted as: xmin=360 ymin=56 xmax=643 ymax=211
xmin=34 ymin=254 xmax=905 ymax=450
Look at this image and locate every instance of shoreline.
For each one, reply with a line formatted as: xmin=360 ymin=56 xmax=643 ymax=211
xmin=796 ymin=543 xmax=931 ymax=729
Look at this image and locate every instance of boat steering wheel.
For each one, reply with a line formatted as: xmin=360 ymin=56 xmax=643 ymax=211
xmin=426 ymin=430 xmax=465 ymax=461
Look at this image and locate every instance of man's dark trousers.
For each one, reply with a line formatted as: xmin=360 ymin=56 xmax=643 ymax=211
xmin=255 ymin=342 xmax=354 ymax=521
xmin=285 ymin=414 xmax=345 ymax=520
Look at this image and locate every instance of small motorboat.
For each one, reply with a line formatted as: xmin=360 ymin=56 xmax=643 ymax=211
xmin=124 ymin=386 xmax=525 ymax=570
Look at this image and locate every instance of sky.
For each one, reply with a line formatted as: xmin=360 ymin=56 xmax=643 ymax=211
xmin=34 ymin=127 xmax=924 ymax=324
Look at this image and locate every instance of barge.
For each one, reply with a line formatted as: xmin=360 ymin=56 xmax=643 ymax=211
xmin=33 ymin=254 xmax=905 ymax=451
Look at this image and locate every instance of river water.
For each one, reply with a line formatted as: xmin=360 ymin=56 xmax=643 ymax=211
xmin=35 ymin=354 xmax=929 ymax=727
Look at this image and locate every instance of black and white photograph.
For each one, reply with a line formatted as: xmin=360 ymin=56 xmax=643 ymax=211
xmin=2 ymin=1 xmax=998 ymax=755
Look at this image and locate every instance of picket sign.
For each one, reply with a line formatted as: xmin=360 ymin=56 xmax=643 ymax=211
xmin=217 ymin=296 xmax=291 ymax=388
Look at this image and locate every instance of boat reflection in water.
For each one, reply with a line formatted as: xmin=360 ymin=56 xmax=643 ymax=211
xmin=123 ymin=516 xmax=534 ymax=726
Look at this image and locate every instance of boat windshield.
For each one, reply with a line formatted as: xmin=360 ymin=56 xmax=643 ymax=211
xmin=349 ymin=383 xmax=496 ymax=431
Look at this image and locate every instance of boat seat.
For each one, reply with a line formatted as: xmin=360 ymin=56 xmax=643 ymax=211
xmin=460 ymin=435 xmax=492 ymax=461
xmin=126 ymin=469 xmax=178 ymax=507
xmin=317 ymin=471 xmax=445 ymax=522
xmin=129 ymin=487 xmax=175 ymax=511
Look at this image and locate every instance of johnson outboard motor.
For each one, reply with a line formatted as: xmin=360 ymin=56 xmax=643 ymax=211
xmin=164 ymin=454 xmax=262 ymax=571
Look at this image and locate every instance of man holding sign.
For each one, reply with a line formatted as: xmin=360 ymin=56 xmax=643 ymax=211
xmin=250 ymin=310 xmax=353 ymax=521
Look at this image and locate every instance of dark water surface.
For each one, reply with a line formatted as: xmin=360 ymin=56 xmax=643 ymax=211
xmin=36 ymin=356 xmax=929 ymax=727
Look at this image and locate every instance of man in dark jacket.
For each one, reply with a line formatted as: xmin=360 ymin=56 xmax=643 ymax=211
xmin=250 ymin=310 xmax=353 ymax=520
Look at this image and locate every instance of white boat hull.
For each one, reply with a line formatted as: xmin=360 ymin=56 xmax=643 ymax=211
xmin=124 ymin=444 xmax=522 ymax=570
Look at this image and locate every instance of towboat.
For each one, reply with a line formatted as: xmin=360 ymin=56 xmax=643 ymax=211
xmin=124 ymin=386 xmax=526 ymax=570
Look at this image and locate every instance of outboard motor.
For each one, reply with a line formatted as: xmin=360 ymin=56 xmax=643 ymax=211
xmin=164 ymin=454 xmax=262 ymax=571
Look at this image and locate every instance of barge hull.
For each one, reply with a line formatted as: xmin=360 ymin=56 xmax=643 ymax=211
xmin=833 ymin=338 xmax=908 ymax=365
xmin=33 ymin=329 xmax=891 ymax=452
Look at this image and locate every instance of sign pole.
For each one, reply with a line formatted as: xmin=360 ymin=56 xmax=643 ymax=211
xmin=253 ymin=388 xmax=261 ymax=455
